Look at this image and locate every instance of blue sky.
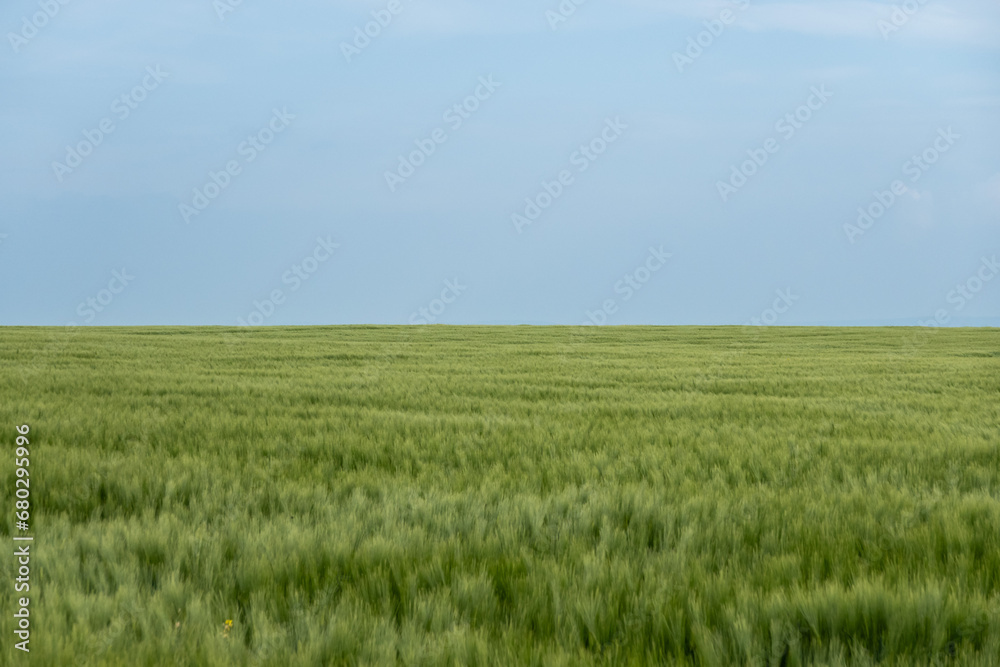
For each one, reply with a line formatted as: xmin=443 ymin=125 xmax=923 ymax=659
xmin=1 ymin=0 xmax=998 ymax=326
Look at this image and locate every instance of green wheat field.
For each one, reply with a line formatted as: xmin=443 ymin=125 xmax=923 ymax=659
xmin=1 ymin=325 xmax=998 ymax=666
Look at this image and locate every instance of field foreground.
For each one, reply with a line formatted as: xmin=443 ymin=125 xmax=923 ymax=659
xmin=1 ymin=326 xmax=999 ymax=665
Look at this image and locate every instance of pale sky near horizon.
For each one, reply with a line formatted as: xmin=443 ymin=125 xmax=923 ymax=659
xmin=1 ymin=0 xmax=998 ymax=327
